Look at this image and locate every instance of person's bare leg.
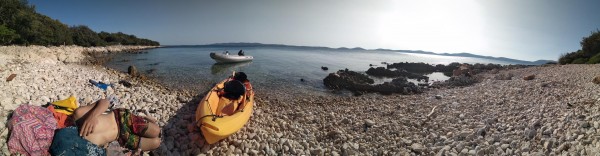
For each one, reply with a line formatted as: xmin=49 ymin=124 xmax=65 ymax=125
xmin=138 ymin=137 xmax=161 ymax=151
xmin=141 ymin=122 xmax=160 ymax=138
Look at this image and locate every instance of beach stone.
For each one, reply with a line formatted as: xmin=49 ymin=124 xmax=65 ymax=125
xmin=310 ymin=148 xmax=323 ymax=155
xmin=524 ymin=128 xmax=536 ymax=140
xmin=530 ymin=119 xmax=541 ymax=129
xmin=410 ymin=143 xmax=426 ymax=153
xmin=328 ymin=130 xmax=343 ymax=138
xmin=340 ymin=118 xmax=351 ymax=124
xmin=250 ymin=150 xmax=259 ymax=155
xmin=543 ymin=140 xmax=553 ymax=150
xmin=128 ymin=66 xmax=138 ymax=77
xmin=593 ymin=76 xmax=600 ymax=84
xmin=501 ymin=144 xmax=510 ymax=150
xmin=520 ymin=142 xmax=530 ymax=152
xmin=523 ymin=75 xmax=535 ymax=80
xmin=2 ymin=146 xmax=9 ymax=156
xmin=468 ymin=150 xmax=476 ymax=155
xmin=364 ymin=119 xmax=376 ymax=127
xmin=557 ymin=143 xmax=570 ymax=152
xmin=435 ymin=95 xmax=442 ymax=99
xmin=6 ymin=74 xmax=16 ymax=82
xmin=476 ymin=128 xmax=486 ymax=137
xmin=40 ymin=96 xmax=50 ymax=102
xmin=177 ymin=95 xmax=188 ymax=103
xmin=580 ymin=121 xmax=590 ymax=128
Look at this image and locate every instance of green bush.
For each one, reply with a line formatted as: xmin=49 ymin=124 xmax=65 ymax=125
xmin=587 ymin=53 xmax=600 ymax=64
xmin=559 ymin=50 xmax=583 ymax=64
xmin=0 ymin=24 xmax=19 ymax=45
xmin=572 ymin=58 xmax=588 ymax=64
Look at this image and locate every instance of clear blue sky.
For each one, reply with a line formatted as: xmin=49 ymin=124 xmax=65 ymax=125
xmin=29 ymin=0 xmax=600 ymax=61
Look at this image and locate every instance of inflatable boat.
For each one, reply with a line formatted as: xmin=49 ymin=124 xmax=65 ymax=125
xmin=210 ymin=52 xmax=253 ymax=63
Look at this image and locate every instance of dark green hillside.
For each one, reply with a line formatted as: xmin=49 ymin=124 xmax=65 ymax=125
xmin=0 ymin=0 xmax=159 ymax=46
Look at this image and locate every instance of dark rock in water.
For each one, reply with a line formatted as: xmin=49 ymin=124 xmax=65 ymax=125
xmin=523 ymin=75 xmax=535 ymax=80
xmin=323 ymin=70 xmax=374 ymax=90
xmin=147 ymin=62 xmax=160 ymax=66
xmin=369 ymin=64 xmax=375 ymax=67
xmin=146 ymin=68 xmax=157 ymax=74
xmin=118 ymin=80 xmax=133 ymax=88
xmin=120 ymin=59 xmax=130 ymax=62
xmin=387 ymin=62 xmax=441 ymax=73
xmin=300 ymin=78 xmax=305 ymax=82
xmin=6 ymin=74 xmax=16 ymax=82
xmin=323 ymin=70 xmax=421 ymax=95
xmin=128 ymin=66 xmax=138 ymax=77
xmin=594 ymin=76 xmax=600 ymax=84
xmin=321 ymin=66 xmax=328 ymax=70
xmin=366 ymin=67 xmax=429 ymax=80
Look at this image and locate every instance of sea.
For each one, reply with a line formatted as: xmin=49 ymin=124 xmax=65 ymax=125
xmin=104 ymin=45 xmax=520 ymax=94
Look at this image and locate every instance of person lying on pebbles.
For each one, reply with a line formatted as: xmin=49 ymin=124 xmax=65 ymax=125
xmin=50 ymin=99 xmax=161 ymax=155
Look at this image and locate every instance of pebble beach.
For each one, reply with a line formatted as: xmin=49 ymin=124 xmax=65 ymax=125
xmin=1 ymin=46 xmax=600 ymax=155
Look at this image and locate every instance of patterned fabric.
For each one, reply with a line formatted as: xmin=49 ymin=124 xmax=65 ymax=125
xmin=7 ymin=104 xmax=57 ymax=156
xmin=49 ymin=126 xmax=106 ymax=156
xmin=113 ymin=108 xmax=149 ymax=150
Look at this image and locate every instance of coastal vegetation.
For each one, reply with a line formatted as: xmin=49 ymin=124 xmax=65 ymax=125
xmin=559 ymin=30 xmax=600 ymax=64
xmin=0 ymin=0 xmax=159 ymax=46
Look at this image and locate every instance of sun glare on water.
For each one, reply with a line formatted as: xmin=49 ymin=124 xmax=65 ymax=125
xmin=376 ymin=0 xmax=487 ymax=53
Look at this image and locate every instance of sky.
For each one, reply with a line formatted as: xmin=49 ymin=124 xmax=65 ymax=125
xmin=28 ymin=0 xmax=600 ymax=61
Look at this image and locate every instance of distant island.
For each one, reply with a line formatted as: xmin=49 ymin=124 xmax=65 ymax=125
xmin=168 ymin=43 xmax=555 ymax=65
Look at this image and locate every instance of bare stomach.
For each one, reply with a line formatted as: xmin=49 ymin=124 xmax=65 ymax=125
xmin=81 ymin=112 xmax=119 ymax=147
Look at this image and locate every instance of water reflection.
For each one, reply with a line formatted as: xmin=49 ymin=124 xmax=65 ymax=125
xmin=210 ymin=62 xmax=252 ymax=75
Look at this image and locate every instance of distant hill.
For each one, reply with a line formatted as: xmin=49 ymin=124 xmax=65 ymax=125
xmin=170 ymin=43 xmax=554 ymax=65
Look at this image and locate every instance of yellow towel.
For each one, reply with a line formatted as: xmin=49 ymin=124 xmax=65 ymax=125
xmin=51 ymin=96 xmax=79 ymax=115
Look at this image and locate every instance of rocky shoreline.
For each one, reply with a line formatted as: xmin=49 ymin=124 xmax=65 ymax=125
xmin=1 ymin=46 xmax=600 ymax=155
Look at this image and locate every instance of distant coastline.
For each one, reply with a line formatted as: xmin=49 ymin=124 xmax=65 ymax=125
xmin=164 ymin=43 xmax=555 ymax=65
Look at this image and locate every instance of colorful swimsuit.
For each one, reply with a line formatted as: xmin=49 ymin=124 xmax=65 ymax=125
xmin=112 ymin=108 xmax=149 ymax=150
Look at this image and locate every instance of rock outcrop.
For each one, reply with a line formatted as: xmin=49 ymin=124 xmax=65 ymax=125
xmin=366 ymin=67 xmax=428 ymax=81
xmin=324 ymin=69 xmax=421 ymax=95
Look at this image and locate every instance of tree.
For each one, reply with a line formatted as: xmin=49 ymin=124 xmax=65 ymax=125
xmin=70 ymin=25 xmax=106 ymax=47
xmin=0 ymin=24 xmax=19 ymax=44
xmin=581 ymin=30 xmax=600 ymax=57
xmin=0 ymin=0 xmax=159 ymax=46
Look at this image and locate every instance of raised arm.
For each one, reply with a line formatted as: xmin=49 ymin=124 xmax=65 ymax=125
xmin=74 ymin=99 xmax=110 ymax=137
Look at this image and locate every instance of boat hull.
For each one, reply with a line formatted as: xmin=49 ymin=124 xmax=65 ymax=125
xmin=195 ymin=79 xmax=254 ymax=144
xmin=210 ymin=52 xmax=253 ymax=63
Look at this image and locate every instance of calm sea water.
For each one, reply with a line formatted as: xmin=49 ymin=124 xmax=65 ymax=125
xmin=104 ymin=46 xmax=516 ymax=94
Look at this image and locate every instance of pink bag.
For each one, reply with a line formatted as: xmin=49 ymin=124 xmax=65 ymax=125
xmin=8 ymin=104 xmax=57 ymax=156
